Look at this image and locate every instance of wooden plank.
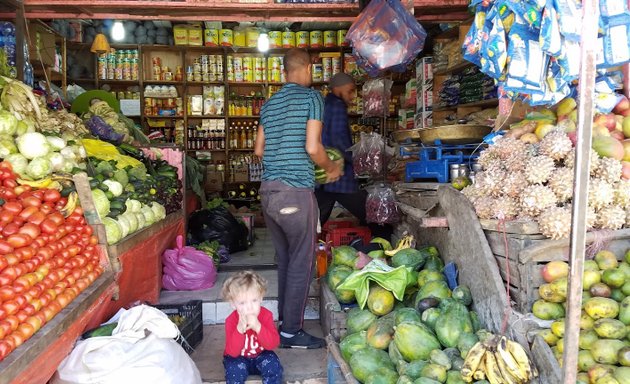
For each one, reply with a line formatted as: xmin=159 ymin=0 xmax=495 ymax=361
xmin=0 ymin=272 xmax=115 ymax=384
xmin=326 ymin=335 xmax=359 ymax=384
xmin=531 ymin=335 xmax=561 ymax=384
xmin=484 ymin=231 xmax=533 ymax=261
xmin=494 ymin=255 xmax=521 ymax=287
xmin=436 ymin=186 xmax=508 ymax=334
xmin=106 ymin=209 xmax=184 ymax=257
xmin=320 ymin=283 xmax=347 ymax=341
xmin=479 ymin=219 xmax=541 ymax=235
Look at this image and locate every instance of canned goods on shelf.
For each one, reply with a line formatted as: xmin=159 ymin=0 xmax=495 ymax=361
xmin=282 ymin=31 xmax=295 ymax=48
xmin=309 ymin=31 xmax=322 ymax=48
xmin=323 ymin=31 xmax=337 ymax=47
xmin=268 ymin=31 xmax=282 ymax=48
xmin=220 ymin=29 xmax=233 ymax=47
xmin=337 ymin=30 xmax=348 ymax=46
xmin=296 ymin=31 xmax=309 ymax=48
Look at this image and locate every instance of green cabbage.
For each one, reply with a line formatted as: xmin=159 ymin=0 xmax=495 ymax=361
xmin=0 ymin=110 xmax=18 ymax=136
xmin=103 ymin=180 xmax=123 ymax=197
xmin=141 ymin=205 xmax=156 ymax=225
xmin=16 ymin=132 xmax=50 ymax=159
xmin=26 ymin=157 xmax=52 ymax=179
xmin=113 ymin=168 xmax=129 ymax=187
xmin=122 ymin=212 xmax=139 ymax=233
xmin=46 ymin=152 xmax=65 ymax=172
xmin=91 ymin=189 xmax=111 ymax=219
xmin=150 ymin=202 xmax=166 ymax=221
xmin=116 ymin=215 xmax=131 ymax=238
xmin=0 ymin=136 xmax=17 ymax=158
xmin=102 ymin=217 xmax=122 ymax=245
xmin=125 ymin=199 xmax=142 ymax=213
xmin=135 ymin=212 xmax=146 ymax=229
xmin=46 ymin=135 xmax=66 ymax=151
xmin=5 ymin=153 xmax=28 ymax=176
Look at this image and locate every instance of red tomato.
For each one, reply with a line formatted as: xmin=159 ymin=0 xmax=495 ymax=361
xmin=7 ymin=331 xmax=25 ymax=348
xmin=56 ymin=293 xmax=72 ymax=308
xmin=0 ymin=161 xmax=13 ymax=171
xmin=27 ymin=285 xmax=43 ymax=299
xmin=0 ymin=240 xmax=13 ymax=255
xmin=13 ymin=185 xmax=30 ymax=196
xmin=75 ymin=279 xmax=89 ymax=292
xmin=0 ymin=286 xmax=15 ymax=302
xmin=25 ymin=315 xmax=42 ymax=333
xmin=36 ymin=247 xmax=53 ymax=260
xmin=4 ymin=253 xmax=18 ymax=266
xmin=29 ymin=298 xmax=42 ymax=313
xmin=18 ymin=224 xmax=41 ymax=240
xmin=32 ymin=237 xmax=46 ymax=248
xmin=64 ymin=274 xmax=77 ymax=287
xmin=15 ymin=246 xmax=35 ymax=260
xmin=0 ymin=256 xmax=6 ymax=273
xmin=2 ymin=179 xmax=17 ymax=189
xmin=47 ymin=212 xmax=65 ymax=226
xmin=39 ymin=203 xmax=53 ymax=215
xmin=43 ymin=189 xmax=61 ymax=203
xmin=41 ymin=306 xmax=55 ymax=322
xmin=0 ymin=210 xmax=14 ymax=224
xmin=1 ymin=301 xmax=19 ymax=316
xmin=17 ymin=206 xmax=39 ymax=220
xmin=20 ymin=195 xmax=42 ymax=208
xmin=0 ymin=340 xmax=13 ymax=360
xmin=52 ymin=285 xmax=65 ymax=296
xmin=1 ymin=202 xmax=22 ymax=215
xmin=39 ymin=219 xmax=59 ymax=235
xmin=14 ymin=310 xmax=27 ymax=323
xmin=1 ymin=223 xmax=20 ymax=238
xmin=34 ymin=311 xmax=46 ymax=326
xmin=21 ymin=304 xmax=36 ymax=317
xmin=13 ymin=295 xmax=26 ymax=309
xmin=38 ymin=293 xmax=51 ymax=307
xmin=48 ymin=300 xmax=62 ymax=316
xmin=0 ymin=266 xmax=18 ymax=284
xmin=7 ymin=234 xmax=31 ymax=248
xmin=4 ymin=315 xmax=19 ymax=332
xmin=26 ymin=211 xmax=46 ymax=226
xmin=13 ymin=276 xmax=32 ymax=290
xmin=0 ymin=321 xmax=12 ymax=336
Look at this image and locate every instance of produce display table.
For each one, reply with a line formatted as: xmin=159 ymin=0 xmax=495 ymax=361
xmin=0 ymin=272 xmax=117 ymax=384
xmin=104 ymin=209 xmax=185 ymax=318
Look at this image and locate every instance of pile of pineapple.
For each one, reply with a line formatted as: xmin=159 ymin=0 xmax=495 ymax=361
xmin=462 ymin=103 xmax=630 ymax=240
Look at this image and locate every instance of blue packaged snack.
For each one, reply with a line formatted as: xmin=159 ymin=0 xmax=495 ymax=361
xmin=480 ymin=14 xmax=508 ymax=79
xmin=556 ymin=39 xmax=581 ymax=83
xmin=600 ymin=0 xmax=629 ymax=17
xmin=506 ymin=22 xmax=549 ymax=88
xmin=602 ymin=13 xmax=630 ymax=68
xmin=505 ymin=0 xmax=544 ymax=28
xmin=462 ymin=5 xmax=490 ymax=67
xmin=540 ymin=3 xmax=562 ymax=56
xmin=554 ymin=0 xmax=582 ymax=42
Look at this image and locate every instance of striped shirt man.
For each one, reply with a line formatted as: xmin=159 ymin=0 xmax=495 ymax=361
xmin=260 ymin=83 xmax=324 ymax=189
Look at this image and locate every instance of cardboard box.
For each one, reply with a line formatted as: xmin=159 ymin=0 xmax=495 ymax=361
xmin=417 ymin=84 xmax=433 ymax=112
xmin=231 ymin=165 xmax=249 ymax=183
xmin=28 ymin=23 xmax=56 ymax=67
xmin=188 ymin=25 xmax=203 ymax=46
xmin=204 ymin=170 xmax=224 ymax=193
xmin=173 ymin=25 xmax=188 ymax=46
xmin=415 ymin=56 xmax=433 ymax=85
xmin=415 ymin=111 xmax=433 ymax=129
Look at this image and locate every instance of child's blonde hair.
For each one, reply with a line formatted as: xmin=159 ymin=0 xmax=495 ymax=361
xmin=221 ymin=270 xmax=267 ymax=302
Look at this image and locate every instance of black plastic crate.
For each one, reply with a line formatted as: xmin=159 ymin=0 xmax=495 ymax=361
xmin=155 ymin=300 xmax=203 ymax=354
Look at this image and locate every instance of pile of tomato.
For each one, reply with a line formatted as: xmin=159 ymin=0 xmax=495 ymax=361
xmin=0 ymin=162 xmax=104 ymax=361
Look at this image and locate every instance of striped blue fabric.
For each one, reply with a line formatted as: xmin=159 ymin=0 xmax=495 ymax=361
xmin=260 ymin=83 xmax=324 ymax=189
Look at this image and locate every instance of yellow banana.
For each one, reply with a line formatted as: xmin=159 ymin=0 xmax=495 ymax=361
xmin=461 ymin=341 xmax=488 ymax=382
xmin=506 ymin=339 xmax=533 ymax=380
xmin=17 ymin=178 xmax=52 ymax=188
xmin=473 ymin=361 xmax=486 ymax=381
xmin=496 ymin=336 xmax=528 ymax=382
xmin=384 ymin=235 xmax=414 ymax=256
xmin=47 ymin=181 xmax=63 ymax=191
xmin=494 ymin=350 xmax=522 ymax=384
xmin=60 ymin=191 xmax=78 ymax=217
xmin=484 ymin=350 xmax=507 ymax=384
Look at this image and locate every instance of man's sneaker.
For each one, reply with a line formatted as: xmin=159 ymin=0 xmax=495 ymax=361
xmin=280 ymin=329 xmax=325 ymax=349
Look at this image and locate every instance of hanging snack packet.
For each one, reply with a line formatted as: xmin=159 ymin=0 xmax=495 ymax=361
xmin=600 ymin=0 xmax=629 ymax=17
xmin=505 ymin=0 xmax=544 ymax=28
xmin=481 ymin=14 xmax=508 ymax=79
xmin=506 ymin=23 xmax=548 ymax=88
xmin=554 ymin=0 xmax=582 ymax=42
xmin=556 ymin=39 xmax=581 ymax=83
xmin=546 ymin=56 xmax=567 ymax=93
xmin=462 ymin=5 xmax=489 ymax=66
xmin=602 ymin=14 xmax=630 ymax=67
xmin=540 ymin=3 xmax=562 ymax=56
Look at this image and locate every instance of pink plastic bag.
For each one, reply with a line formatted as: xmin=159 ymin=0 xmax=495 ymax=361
xmin=162 ymin=235 xmax=217 ymax=291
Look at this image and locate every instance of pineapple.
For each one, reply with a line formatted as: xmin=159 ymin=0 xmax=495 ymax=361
xmin=548 ymin=167 xmax=574 ymax=203
xmin=539 ymin=129 xmax=573 ymax=161
xmin=501 ymin=172 xmax=528 ymax=198
xmin=473 ymin=196 xmax=495 ymax=220
xmin=595 ymin=205 xmax=626 ymax=230
xmin=491 ymin=197 xmax=518 ymax=221
xmin=494 ymin=137 xmax=528 ymax=160
xmin=537 ymin=207 xmax=572 ymax=240
xmin=477 ymin=148 xmax=501 ymax=171
xmin=519 ymin=185 xmax=557 ymax=217
xmin=588 ymin=178 xmax=615 ymax=211
xmin=564 ymin=149 xmax=600 ymax=173
xmin=613 ymin=180 xmax=630 ymax=209
xmin=593 ymin=157 xmax=623 ymax=184
xmin=525 ymin=155 xmax=556 ymax=184
xmin=475 ymin=169 xmax=506 ymax=197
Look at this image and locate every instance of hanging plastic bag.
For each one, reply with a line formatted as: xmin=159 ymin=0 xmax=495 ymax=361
xmin=162 ymin=235 xmax=217 ymax=291
xmin=345 ymin=0 xmax=427 ymax=76
xmin=350 ymin=132 xmax=386 ymax=178
xmin=366 ymin=184 xmax=401 ymax=225
xmin=362 ymin=78 xmax=393 ymax=118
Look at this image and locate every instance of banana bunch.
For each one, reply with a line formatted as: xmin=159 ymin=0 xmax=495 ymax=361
xmin=461 ymin=335 xmax=537 ymax=384
xmin=60 ymin=192 xmax=79 ymax=217
xmin=0 ymin=75 xmax=41 ymax=121
xmin=384 ymin=234 xmax=415 ymax=256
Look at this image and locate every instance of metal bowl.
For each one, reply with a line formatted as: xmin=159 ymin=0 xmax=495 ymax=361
xmin=391 ymin=128 xmax=423 ymax=143
xmin=417 ymin=124 xmax=492 ymax=145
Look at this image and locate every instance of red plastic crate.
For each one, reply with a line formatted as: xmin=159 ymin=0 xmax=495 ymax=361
xmin=326 ymin=226 xmax=371 ymax=247
xmin=320 ymin=219 xmax=355 ymax=241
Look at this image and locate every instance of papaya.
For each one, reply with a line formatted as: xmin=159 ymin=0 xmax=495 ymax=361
xmin=349 ymin=347 xmax=396 ymax=383
xmin=423 ymin=255 xmax=444 ymax=272
xmin=416 ymin=298 xmax=440 ymax=314
xmin=391 ymin=248 xmax=428 ymax=270
xmin=452 ymin=285 xmax=472 ymax=306
xmin=429 ymin=349 xmax=451 ymax=370
xmin=594 ymin=318 xmax=628 ymax=339
xmin=590 ymin=339 xmax=627 ymax=364
xmin=365 ymin=367 xmax=399 ymax=384
xmin=619 ymin=296 xmax=630 ymax=325
xmin=417 ymin=270 xmax=445 ymax=288
xmin=584 ymin=297 xmax=620 ymax=320
xmin=397 ymin=376 xmax=414 ymax=384
xmin=614 ymin=367 xmax=630 ymax=384
xmin=469 ymin=311 xmax=481 ymax=332
xmin=347 ymin=307 xmax=377 ymax=334
xmin=394 ymin=322 xmax=441 ymax=362
xmin=395 ymin=307 xmax=422 ymax=325
xmin=416 ymin=280 xmax=452 ymax=302
xmin=332 ymin=245 xmax=358 ymax=268
xmin=610 ymin=288 xmax=625 ymax=302
xmin=402 ymin=360 xmax=429 ymax=380
xmin=327 ymin=264 xmax=353 ymax=291
xmin=413 ymin=378 xmax=441 ymax=384
xmin=335 ymin=286 xmax=356 ymax=304
xmin=457 ymin=332 xmax=479 ymax=359
xmin=367 ymin=316 xmax=395 ymax=350
xmin=419 ymin=363 xmax=447 ymax=383
xmin=419 ymin=246 xmax=439 ymax=258
xmin=532 ymin=299 xmax=566 ymax=320
xmin=579 ymin=330 xmax=599 ymax=350
xmin=421 ymin=308 xmax=441 ymax=331
xmin=442 ymin=348 xmax=460 ymax=362
xmin=446 ymin=370 xmax=466 ymax=384
xmin=538 ymin=328 xmax=559 ymax=346
xmin=578 ymin=349 xmax=597 ymax=372
xmin=368 ymin=284 xmax=395 ymax=316
xmin=435 ymin=302 xmax=474 ymax=348
xmin=451 ymin=356 xmax=465 ymax=371
xmin=389 ymin=340 xmax=406 ymax=372
xmin=340 ymin=331 xmax=368 ymax=361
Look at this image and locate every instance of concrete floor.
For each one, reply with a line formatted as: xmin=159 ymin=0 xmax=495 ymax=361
xmin=159 ymin=228 xmax=332 ymax=384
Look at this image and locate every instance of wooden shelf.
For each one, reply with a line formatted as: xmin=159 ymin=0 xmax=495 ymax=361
xmin=228 ymin=82 xmax=266 ymax=86
xmin=228 ymin=115 xmax=260 ymax=119
xmin=186 ymin=149 xmax=226 ymax=152
xmin=144 ymin=115 xmax=184 ymax=119
xmin=433 ymin=61 xmax=474 ymax=76
xmin=230 ymin=148 xmax=255 ymax=152
xmin=98 ymin=79 xmax=140 ymax=85
xmin=433 ymin=98 xmax=499 ymax=111
xmin=187 ymin=115 xmax=225 ymax=118
xmin=143 ymin=80 xmax=184 ymax=85
xmin=186 ymin=81 xmax=225 ymax=86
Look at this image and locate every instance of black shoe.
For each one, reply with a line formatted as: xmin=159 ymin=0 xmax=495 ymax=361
xmin=280 ymin=329 xmax=325 ymax=349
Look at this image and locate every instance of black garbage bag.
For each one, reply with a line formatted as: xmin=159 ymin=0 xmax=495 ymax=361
xmin=187 ymin=207 xmax=249 ymax=253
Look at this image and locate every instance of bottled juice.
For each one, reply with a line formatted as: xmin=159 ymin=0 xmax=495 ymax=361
xmin=316 ymin=242 xmax=328 ymax=278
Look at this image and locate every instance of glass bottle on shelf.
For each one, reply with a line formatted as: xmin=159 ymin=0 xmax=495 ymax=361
xmin=246 ymin=97 xmax=253 ymax=116
xmin=239 ymin=127 xmax=246 ymax=149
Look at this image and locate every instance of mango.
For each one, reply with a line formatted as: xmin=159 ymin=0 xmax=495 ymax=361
xmin=577 ymin=372 xmax=590 ymax=384
xmin=618 ymin=262 xmax=630 ymax=279
xmin=589 ymin=364 xmax=616 ymax=383
xmin=614 ymin=366 xmax=630 ymax=384
xmin=580 ymin=329 xmax=600 ymax=350
xmin=591 ymin=282 xmax=613 ymax=298
xmin=584 ymin=270 xmax=603 ymax=290
xmin=592 ymin=136 xmax=625 ymax=161
xmin=610 ymin=288 xmax=626 ymax=302
xmin=595 ymin=250 xmax=620 ymax=270
xmin=550 ymin=277 xmax=568 ymax=298
xmin=619 ymin=347 xmax=630 ymax=367
xmin=620 ymin=297 xmax=630 ymax=325
xmin=578 ymin=349 xmax=597 ymax=372
xmin=591 ymin=339 xmax=627 ymax=364
xmin=556 ymin=97 xmax=577 ymax=117
xmin=538 ymin=328 xmax=559 ymax=346
xmin=582 ymin=311 xmax=596 ymax=330
xmin=622 ymin=282 xmax=630 ymax=297
xmin=532 ymin=299 xmax=565 ymax=320
xmin=603 ymin=269 xmax=626 ymax=288
xmin=542 ymin=260 xmax=570 ymax=283
xmin=596 ymin=374 xmax=623 ymax=384
xmin=535 ymin=123 xmax=556 ymax=140
xmin=594 ymin=318 xmax=628 ymax=339
xmin=556 ymin=337 xmax=564 ymax=353
xmin=585 ymin=297 xmax=620 ymax=320
xmin=585 ymin=260 xmax=601 ymax=271
xmin=551 ymin=319 xmax=565 ymax=338
xmin=539 ymin=283 xmax=566 ymax=303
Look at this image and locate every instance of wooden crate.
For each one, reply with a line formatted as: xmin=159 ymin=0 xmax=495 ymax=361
xmin=320 ymin=282 xmax=348 ymax=341
xmin=483 ymin=224 xmax=630 ymax=313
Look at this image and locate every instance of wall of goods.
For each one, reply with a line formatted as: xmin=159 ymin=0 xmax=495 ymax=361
xmin=59 ymin=21 xmax=412 ymax=191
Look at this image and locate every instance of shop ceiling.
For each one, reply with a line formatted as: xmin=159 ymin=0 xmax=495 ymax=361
xmin=1 ymin=0 xmax=471 ymax=23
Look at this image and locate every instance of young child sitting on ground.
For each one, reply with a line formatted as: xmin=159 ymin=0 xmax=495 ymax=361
xmin=222 ymin=270 xmax=283 ymax=384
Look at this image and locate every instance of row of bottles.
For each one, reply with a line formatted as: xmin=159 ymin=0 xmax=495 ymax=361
xmin=229 ymin=120 xmax=258 ymax=150
xmin=187 ymin=120 xmax=226 ymax=150
xmin=228 ymin=91 xmax=265 ymax=116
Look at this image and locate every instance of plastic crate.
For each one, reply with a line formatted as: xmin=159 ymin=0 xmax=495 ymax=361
xmin=320 ymin=220 xmax=356 ymax=242
xmin=155 ymin=300 xmax=203 ymax=354
xmin=326 ymin=226 xmax=371 ymax=247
